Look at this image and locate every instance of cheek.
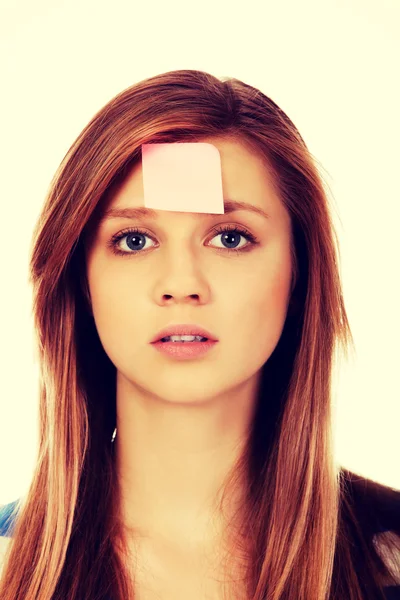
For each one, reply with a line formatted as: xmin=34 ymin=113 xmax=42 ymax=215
xmin=88 ymin=251 xmax=136 ymax=312
xmin=228 ymin=242 xmax=292 ymax=321
xmin=86 ymin=259 xmax=137 ymax=348
xmin=227 ymin=247 xmax=293 ymax=359
xmin=91 ymin=273 xmax=126 ymax=320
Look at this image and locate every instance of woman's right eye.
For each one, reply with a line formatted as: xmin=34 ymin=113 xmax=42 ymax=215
xmin=108 ymin=227 xmax=155 ymax=256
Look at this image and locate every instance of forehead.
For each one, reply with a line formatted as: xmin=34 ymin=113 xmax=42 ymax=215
xmin=102 ymin=137 xmax=282 ymax=219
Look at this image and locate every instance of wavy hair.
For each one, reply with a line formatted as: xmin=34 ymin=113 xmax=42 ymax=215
xmin=0 ymin=69 xmax=398 ymax=599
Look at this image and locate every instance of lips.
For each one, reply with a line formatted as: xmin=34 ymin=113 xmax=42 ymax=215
xmin=150 ymin=324 xmax=218 ymax=343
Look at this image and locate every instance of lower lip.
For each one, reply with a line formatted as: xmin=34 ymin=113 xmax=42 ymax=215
xmin=151 ymin=340 xmax=218 ymax=359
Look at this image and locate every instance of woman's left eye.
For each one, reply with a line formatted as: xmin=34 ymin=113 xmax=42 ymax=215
xmin=107 ymin=225 xmax=260 ymax=257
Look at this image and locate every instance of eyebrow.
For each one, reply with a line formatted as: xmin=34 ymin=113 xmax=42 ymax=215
xmin=101 ymin=200 xmax=270 ymax=222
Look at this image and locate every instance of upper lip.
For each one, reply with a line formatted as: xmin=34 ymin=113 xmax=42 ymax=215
xmin=150 ymin=324 xmax=218 ymax=343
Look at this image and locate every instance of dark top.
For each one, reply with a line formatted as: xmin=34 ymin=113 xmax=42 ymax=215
xmin=1 ymin=470 xmax=399 ymax=598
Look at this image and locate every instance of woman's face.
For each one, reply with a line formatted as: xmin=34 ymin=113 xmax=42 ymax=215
xmin=84 ymin=137 xmax=294 ymax=406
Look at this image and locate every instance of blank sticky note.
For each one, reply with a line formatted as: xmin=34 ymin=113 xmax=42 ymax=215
xmin=141 ymin=143 xmax=225 ymax=214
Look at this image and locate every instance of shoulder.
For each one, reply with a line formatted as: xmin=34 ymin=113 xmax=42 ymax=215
xmin=340 ymin=468 xmax=400 ymax=535
xmin=341 ymin=469 xmax=400 ymax=587
xmin=0 ymin=500 xmax=20 ymax=537
xmin=0 ymin=501 xmax=20 ymax=579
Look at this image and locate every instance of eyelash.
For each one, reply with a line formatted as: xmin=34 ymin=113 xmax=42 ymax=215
xmin=107 ymin=224 xmax=260 ymax=258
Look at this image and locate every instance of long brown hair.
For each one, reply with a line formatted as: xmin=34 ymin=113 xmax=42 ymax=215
xmin=0 ymin=69 xmax=398 ymax=599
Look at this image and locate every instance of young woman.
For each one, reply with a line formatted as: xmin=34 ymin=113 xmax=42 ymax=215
xmin=0 ymin=69 xmax=399 ymax=600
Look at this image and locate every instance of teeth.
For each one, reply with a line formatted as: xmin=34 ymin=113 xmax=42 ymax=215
xmin=161 ymin=335 xmax=207 ymax=342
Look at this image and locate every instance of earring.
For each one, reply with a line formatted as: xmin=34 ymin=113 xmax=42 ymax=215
xmin=111 ymin=427 xmax=117 ymax=443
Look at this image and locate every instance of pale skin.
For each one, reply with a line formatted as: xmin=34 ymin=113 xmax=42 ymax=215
xmin=84 ymin=137 xmax=294 ymax=598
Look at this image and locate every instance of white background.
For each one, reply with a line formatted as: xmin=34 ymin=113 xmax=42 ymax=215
xmin=0 ymin=0 xmax=399 ymax=504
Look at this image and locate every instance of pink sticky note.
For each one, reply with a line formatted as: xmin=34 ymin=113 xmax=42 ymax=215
xmin=141 ymin=143 xmax=225 ymax=214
